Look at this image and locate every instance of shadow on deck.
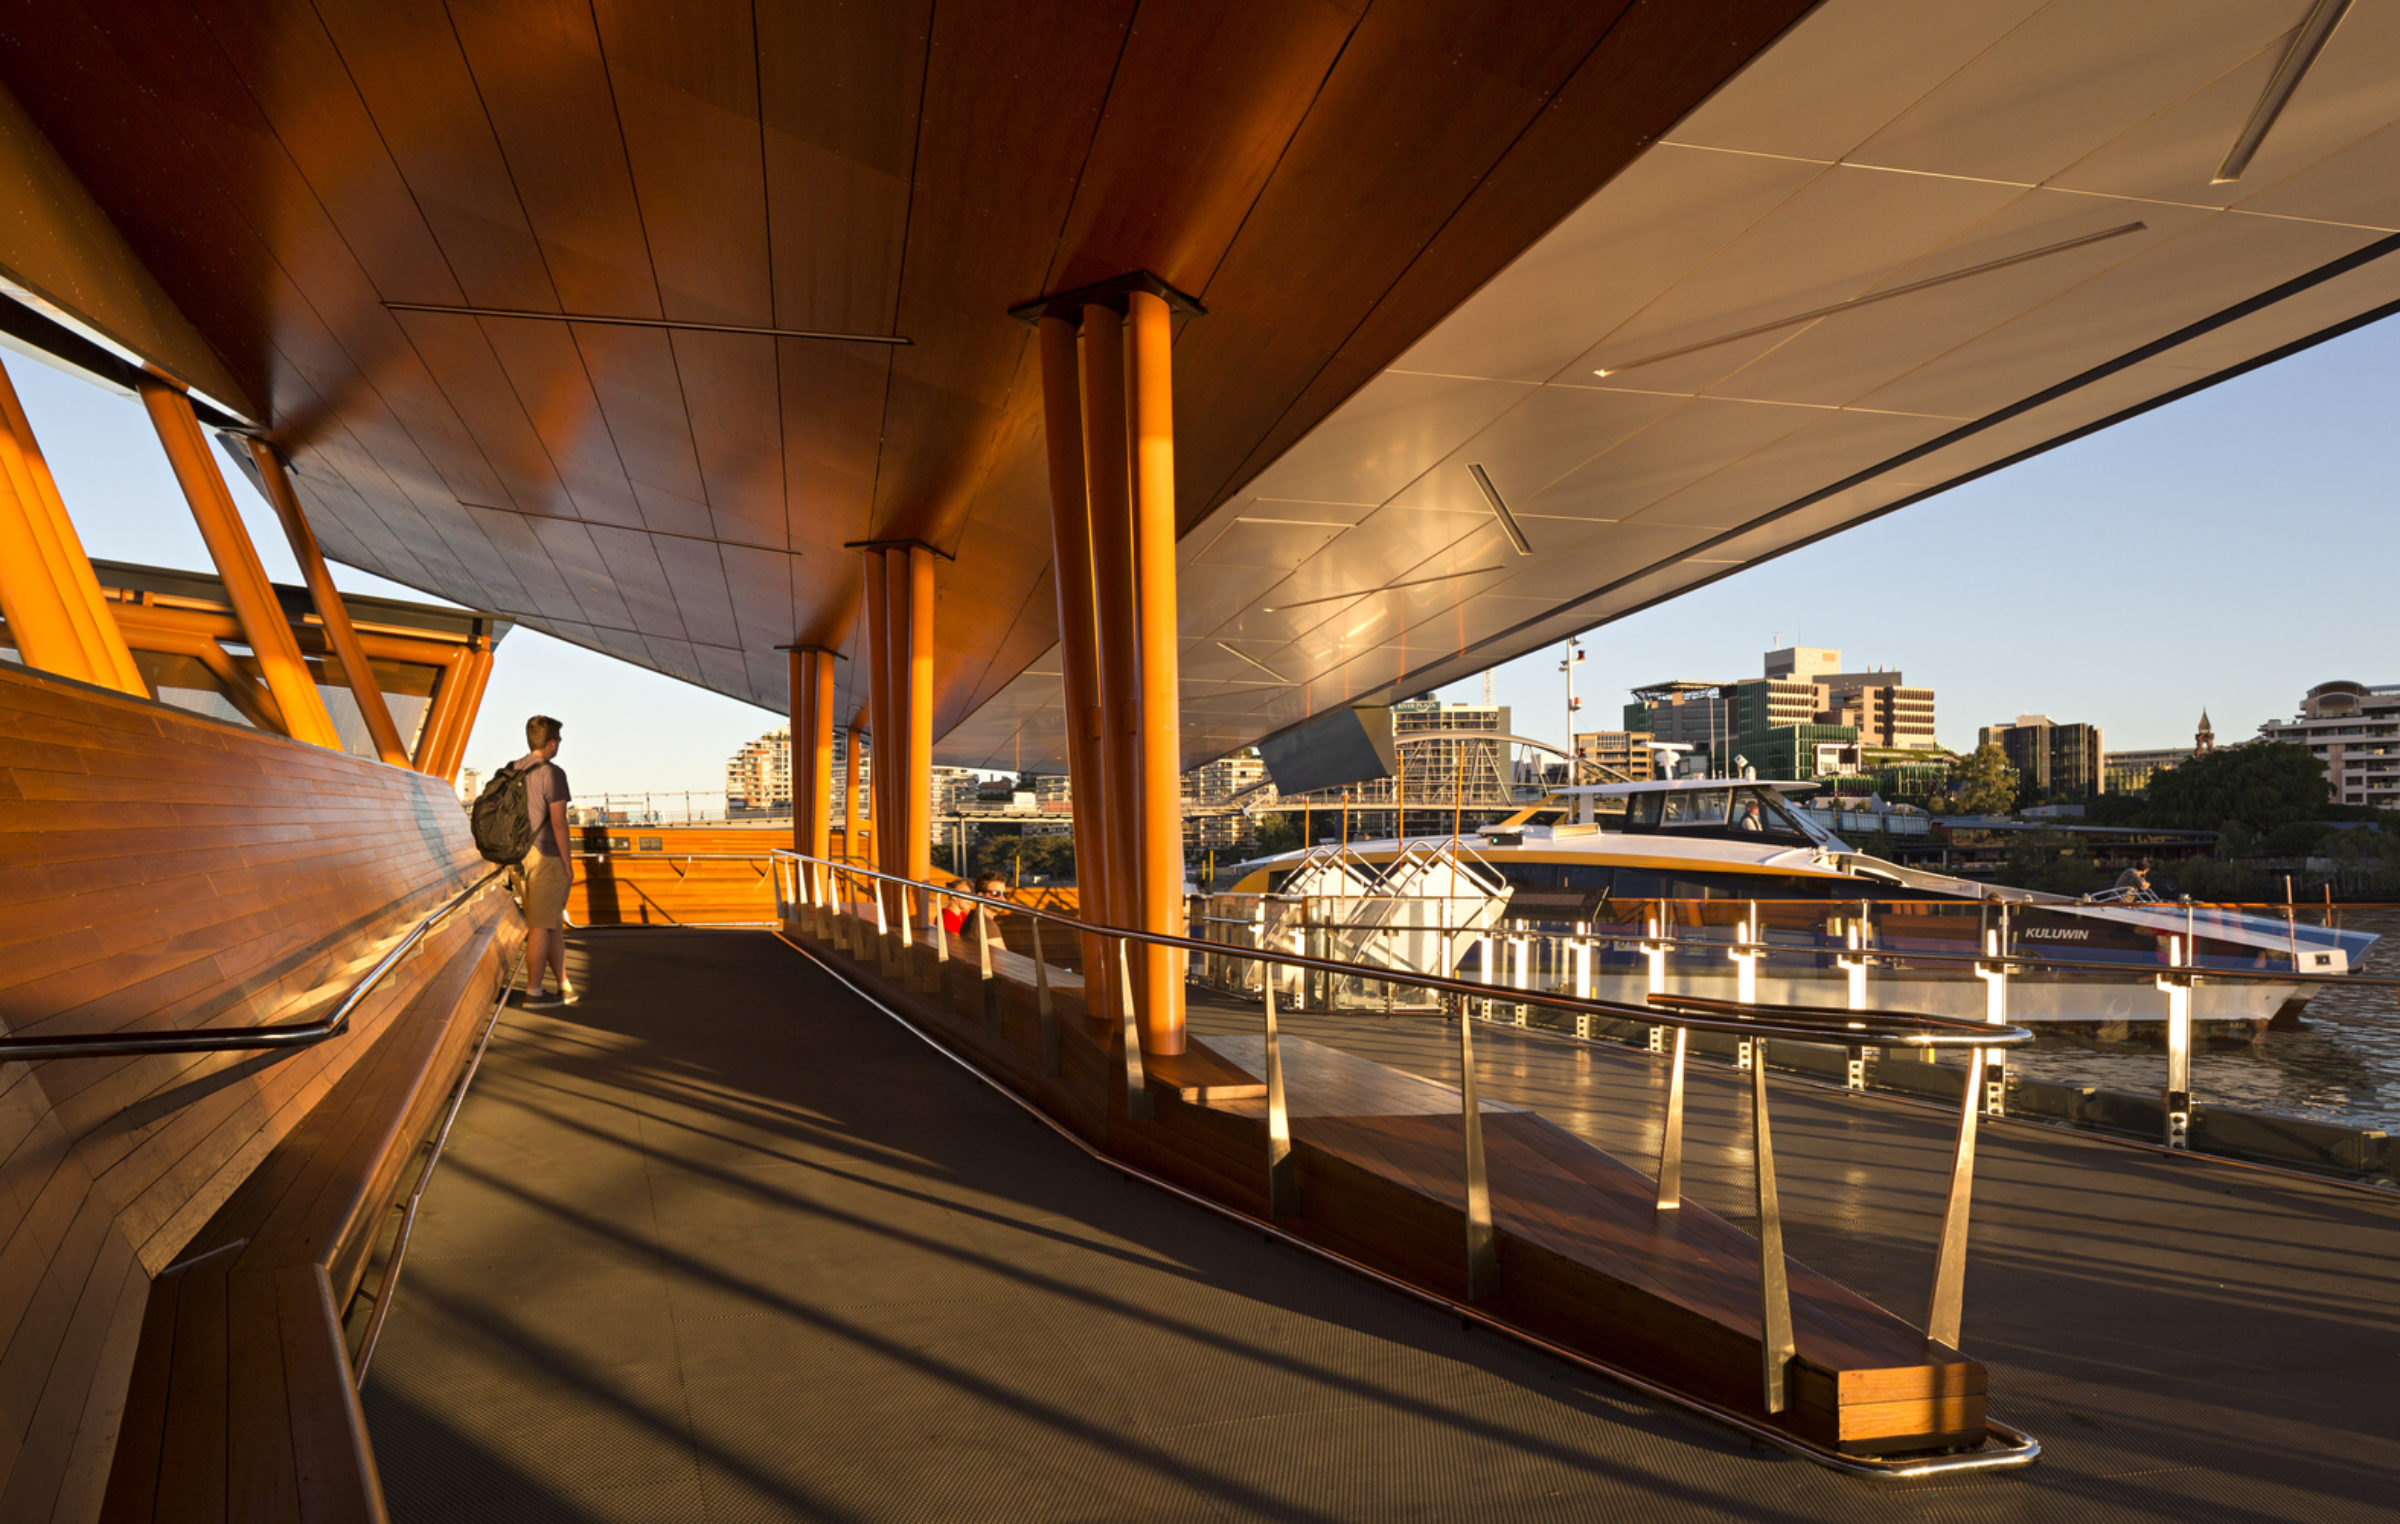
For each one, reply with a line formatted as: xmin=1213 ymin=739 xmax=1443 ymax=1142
xmin=363 ymin=929 xmax=2400 ymax=1522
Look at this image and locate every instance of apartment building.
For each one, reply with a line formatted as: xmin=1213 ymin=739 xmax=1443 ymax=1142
xmin=1978 ymin=714 xmax=2105 ymax=799
xmin=2260 ymin=681 xmax=2400 ymax=807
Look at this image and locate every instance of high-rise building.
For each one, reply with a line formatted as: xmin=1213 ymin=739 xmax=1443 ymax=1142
xmin=1184 ymin=749 xmax=1271 ymax=852
xmin=725 ymin=724 xmax=793 ymax=812
xmin=1629 ymin=649 xmax=1937 ymax=780
xmin=1978 ymin=715 xmax=2104 ymax=799
xmin=1624 ymin=681 xmax=1728 ymax=751
xmin=2259 ymin=681 xmax=2400 ymax=807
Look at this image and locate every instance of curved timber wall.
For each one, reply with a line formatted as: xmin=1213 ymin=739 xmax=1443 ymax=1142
xmin=0 ymin=663 xmax=497 ymax=1521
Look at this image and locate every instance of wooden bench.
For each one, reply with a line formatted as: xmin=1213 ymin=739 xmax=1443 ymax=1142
xmin=99 ymin=899 xmax=515 ymax=1523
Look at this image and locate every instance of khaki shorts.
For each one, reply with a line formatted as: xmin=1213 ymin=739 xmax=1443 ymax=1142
xmin=522 ymin=852 xmax=570 ymax=931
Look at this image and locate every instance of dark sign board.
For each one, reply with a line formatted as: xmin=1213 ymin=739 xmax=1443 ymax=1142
xmin=1257 ymin=704 xmax=1396 ymax=796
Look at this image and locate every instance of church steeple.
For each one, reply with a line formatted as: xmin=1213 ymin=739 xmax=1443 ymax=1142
xmin=2195 ymin=709 xmax=2215 ymax=754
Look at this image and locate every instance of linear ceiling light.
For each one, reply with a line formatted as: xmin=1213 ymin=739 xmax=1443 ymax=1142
xmin=1213 ymin=641 xmax=1292 ymax=684
xmin=1261 ymin=563 xmax=1514 ymax=614
xmin=2216 ymin=0 xmax=2351 ymax=183
xmin=1590 ymin=222 xmax=2147 ymax=379
xmin=1467 ymin=463 xmax=1534 ymax=554
xmin=384 ymin=302 xmax=912 ymax=344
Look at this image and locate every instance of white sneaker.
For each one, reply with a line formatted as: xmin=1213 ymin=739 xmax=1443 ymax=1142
xmin=560 ymin=978 xmax=581 ymax=1006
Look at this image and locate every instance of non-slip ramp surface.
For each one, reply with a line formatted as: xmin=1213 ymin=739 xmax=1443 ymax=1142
xmin=366 ymin=931 xmax=1975 ymax=1521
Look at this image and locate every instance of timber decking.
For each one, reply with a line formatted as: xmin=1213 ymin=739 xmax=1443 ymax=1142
xmin=0 ymin=664 xmax=508 ymax=1522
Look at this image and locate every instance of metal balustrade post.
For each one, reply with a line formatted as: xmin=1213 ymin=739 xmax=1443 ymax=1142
xmin=1262 ymin=971 xmax=1295 ymax=1217
xmin=1644 ymin=911 xmax=1667 ymax=1054
xmin=1973 ymin=919 xmax=2009 ymax=1115
xmin=872 ymin=880 xmax=894 ymax=973
xmin=1732 ymin=905 xmax=1759 ymax=1072
xmin=1925 ymin=1045 xmax=1988 ymax=1349
xmin=976 ymin=903 xmax=1000 ymax=1038
xmin=1752 ymin=1053 xmax=1796 ymax=1414
xmin=1117 ymin=937 xmax=1153 ymax=1120
xmin=1656 ymin=1027 xmax=1688 ymax=1212
xmin=1572 ymin=922 xmax=1592 ymax=1039
xmin=1838 ymin=918 xmax=1870 ymax=1091
xmin=1031 ymin=913 xmax=1060 ymax=1079
xmin=1457 ymin=1006 xmax=1498 ymax=1300
xmin=2160 ymin=932 xmax=2193 ymax=1148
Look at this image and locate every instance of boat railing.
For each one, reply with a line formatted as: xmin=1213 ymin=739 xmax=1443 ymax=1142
xmin=768 ymin=847 xmax=2039 ymax=1477
xmin=0 ymin=865 xmax=511 ymax=1062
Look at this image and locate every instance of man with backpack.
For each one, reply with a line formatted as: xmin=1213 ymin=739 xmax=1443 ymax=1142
xmin=512 ymin=714 xmax=576 ymax=1005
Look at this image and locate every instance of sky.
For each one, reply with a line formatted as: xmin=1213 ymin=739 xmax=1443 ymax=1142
xmin=9 ymin=310 xmax=2396 ymax=791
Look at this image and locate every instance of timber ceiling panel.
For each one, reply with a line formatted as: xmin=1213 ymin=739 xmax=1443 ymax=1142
xmin=936 ymin=0 xmax=2400 ymax=771
xmin=0 ymin=0 xmax=1807 ymax=754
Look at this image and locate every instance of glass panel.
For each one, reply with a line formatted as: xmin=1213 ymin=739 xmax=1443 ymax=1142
xmin=128 ymin=649 xmax=256 ymax=729
xmin=1660 ymin=788 xmax=1729 ymax=827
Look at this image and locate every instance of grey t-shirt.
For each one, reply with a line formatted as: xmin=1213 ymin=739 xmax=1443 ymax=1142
xmin=514 ymin=754 xmax=571 ymax=856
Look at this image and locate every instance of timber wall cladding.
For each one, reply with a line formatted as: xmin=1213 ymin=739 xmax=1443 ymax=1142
xmin=0 ymin=662 xmax=490 ymax=1522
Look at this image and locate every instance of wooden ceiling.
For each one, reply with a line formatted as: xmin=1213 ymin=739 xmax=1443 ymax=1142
xmin=0 ymin=0 xmax=1811 ymax=744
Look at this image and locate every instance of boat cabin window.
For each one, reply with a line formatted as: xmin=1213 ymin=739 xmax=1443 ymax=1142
xmin=1620 ymin=785 xmax=1833 ymax=847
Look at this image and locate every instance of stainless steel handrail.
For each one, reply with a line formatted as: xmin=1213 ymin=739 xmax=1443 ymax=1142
xmin=769 ymin=848 xmax=2036 ymax=1474
xmin=778 ymin=853 xmax=2032 ymax=1050
xmin=1404 ymin=913 xmax=2400 ymax=987
xmin=0 ymin=865 xmax=511 ymax=1061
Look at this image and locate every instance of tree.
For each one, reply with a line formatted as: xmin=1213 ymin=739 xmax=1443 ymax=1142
xmin=1252 ymin=811 xmax=1302 ymax=856
xmin=1948 ymin=744 xmax=2019 ymax=816
xmin=1999 ymin=828 xmax=2104 ymax=896
xmin=2141 ymin=741 xmax=2325 ymax=830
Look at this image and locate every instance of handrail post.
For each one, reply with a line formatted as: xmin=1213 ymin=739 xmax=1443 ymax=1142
xmin=1643 ymin=910 xmax=1667 ymax=1054
xmin=976 ymin=900 xmax=1000 ymax=1039
xmin=1836 ymin=916 xmax=1871 ymax=1091
xmin=1752 ymin=1051 xmax=1795 ymax=1414
xmin=2160 ymin=933 xmax=2193 ymax=1149
xmin=1973 ymin=907 xmax=2010 ymax=1115
xmin=1731 ymin=904 xmax=1760 ymax=1072
xmin=873 ymin=880 xmax=894 ymax=974
xmin=1457 ymin=1003 xmax=1498 ymax=1300
xmin=1031 ymin=912 xmax=1060 ymax=1079
xmin=1925 ymin=1044 xmax=1988 ymax=1349
xmin=1262 ymin=969 xmax=1294 ymax=1217
xmin=1115 ymin=936 xmax=1153 ymax=1119
xmin=1656 ymin=1025 xmax=1687 ymax=1212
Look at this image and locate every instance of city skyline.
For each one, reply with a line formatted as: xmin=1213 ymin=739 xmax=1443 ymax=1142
xmin=9 ymin=304 xmax=2395 ymax=795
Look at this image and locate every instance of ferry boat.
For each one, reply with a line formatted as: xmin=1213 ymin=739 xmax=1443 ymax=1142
xmin=1213 ymin=779 xmax=2376 ymax=1036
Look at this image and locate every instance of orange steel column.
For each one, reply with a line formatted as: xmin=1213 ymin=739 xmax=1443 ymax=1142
xmin=904 ymin=544 xmax=935 ymax=923
xmin=1036 ymin=314 xmax=1111 ymax=980
xmin=140 ymin=381 xmax=342 ymax=751
xmin=248 ymin=440 xmax=409 ymax=765
xmin=429 ymin=640 xmax=493 ymax=783
xmin=1126 ymin=289 xmax=1186 ymax=1055
xmin=0 ymin=361 xmax=143 ymax=693
xmin=881 ymin=548 xmax=918 ymax=917
xmin=861 ymin=550 xmax=892 ymax=877
xmin=791 ymin=648 xmax=835 ymax=864
xmin=1080 ymin=301 xmax=1143 ymax=1033
xmin=410 ymin=648 xmax=469 ymax=771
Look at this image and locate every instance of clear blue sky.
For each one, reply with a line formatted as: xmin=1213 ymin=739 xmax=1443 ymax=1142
xmin=11 ymin=312 xmax=2396 ymax=790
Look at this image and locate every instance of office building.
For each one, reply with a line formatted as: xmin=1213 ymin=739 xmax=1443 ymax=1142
xmin=2259 ymin=681 xmax=2400 ymax=807
xmin=1624 ymin=680 xmax=1729 ymax=751
xmin=1184 ymin=749 xmax=1271 ymax=853
xmin=1979 ymin=715 xmax=2105 ymax=799
xmin=1573 ymin=730 xmax=1655 ymax=782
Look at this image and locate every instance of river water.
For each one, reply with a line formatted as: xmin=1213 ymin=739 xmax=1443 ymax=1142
xmin=2002 ymin=906 xmax=2400 ymax=1130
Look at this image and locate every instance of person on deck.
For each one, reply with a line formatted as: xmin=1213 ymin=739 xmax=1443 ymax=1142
xmin=2115 ymin=858 xmax=2154 ymax=897
xmin=515 ymin=715 xmax=577 ymax=1006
